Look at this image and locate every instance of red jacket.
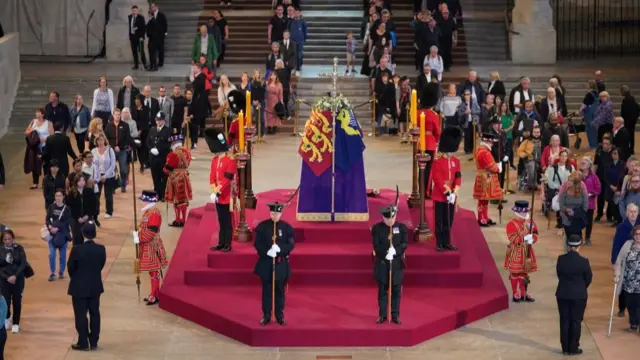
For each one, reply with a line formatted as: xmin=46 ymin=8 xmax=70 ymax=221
xmin=202 ymin=66 xmax=214 ymax=91
xmin=209 ymin=154 xmax=237 ymax=205
xmin=227 ymin=119 xmax=240 ymax=153
xmin=418 ymin=108 xmax=441 ymax=151
xmin=429 ymin=155 xmax=462 ymax=202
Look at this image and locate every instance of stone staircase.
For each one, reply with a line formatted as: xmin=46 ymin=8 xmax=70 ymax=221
xmin=458 ymin=0 xmax=508 ymax=64
xmin=154 ymin=0 xmax=203 ymax=64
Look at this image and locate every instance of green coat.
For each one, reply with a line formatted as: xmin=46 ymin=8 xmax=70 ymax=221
xmin=191 ymin=35 xmax=218 ymax=65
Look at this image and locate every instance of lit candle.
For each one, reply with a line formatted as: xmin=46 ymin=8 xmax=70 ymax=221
xmin=239 ymin=111 xmax=245 ymax=152
xmin=410 ymin=90 xmax=417 ymax=126
xmin=419 ymin=112 xmax=426 ymax=152
xmin=245 ymin=91 xmax=252 ymax=127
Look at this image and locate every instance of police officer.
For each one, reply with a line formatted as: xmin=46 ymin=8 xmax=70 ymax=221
xmin=555 ymin=234 xmax=593 ymax=356
xmin=372 ymin=203 xmax=408 ymax=324
xmin=146 ymin=111 xmax=171 ymax=200
xmin=253 ymin=202 xmax=295 ymax=326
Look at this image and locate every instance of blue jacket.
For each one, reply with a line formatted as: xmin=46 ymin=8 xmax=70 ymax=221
xmin=0 ymin=296 xmax=6 ymax=323
xmin=611 ymin=218 xmax=640 ymax=264
xmin=288 ymin=18 xmax=307 ymax=43
xmin=70 ymin=105 xmax=91 ymax=131
xmin=619 ymin=190 xmax=640 ymax=220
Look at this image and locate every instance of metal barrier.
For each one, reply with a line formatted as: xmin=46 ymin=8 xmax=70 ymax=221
xmin=554 ymin=0 xmax=640 ymax=59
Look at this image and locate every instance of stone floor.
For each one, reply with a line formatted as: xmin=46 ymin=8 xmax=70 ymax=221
xmin=1 ymin=126 xmax=640 ymax=360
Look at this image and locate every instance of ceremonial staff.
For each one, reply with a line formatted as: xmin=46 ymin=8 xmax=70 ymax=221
xmin=183 ymin=107 xmax=192 ymax=151
xmin=498 ymin=130 xmax=504 ymax=224
xmin=524 ymin=183 xmax=535 ymax=289
xmin=387 ymin=186 xmax=400 ymax=324
xmin=131 ymin=161 xmax=141 ymax=301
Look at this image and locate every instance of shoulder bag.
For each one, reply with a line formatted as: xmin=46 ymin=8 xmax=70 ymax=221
xmin=40 ymin=205 xmax=67 ymax=242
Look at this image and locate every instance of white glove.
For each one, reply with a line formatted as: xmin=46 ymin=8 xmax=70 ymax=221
xmin=133 ymin=231 xmax=140 ymax=244
xmin=497 ymin=162 xmax=503 ymax=174
xmin=388 ymin=246 xmax=396 ymax=256
xmin=385 ymin=252 xmax=395 ymax=261
xmin=503 ymin=155 xmax=509 ymax=162
xmin=448 ymin=193 xmax=456 ymax=204
xmin=150 ymin=148 xmax=159 ymax=156
xmin=524 ymin=234 xmax=533 ymax=244
xmin=210 ymin=193 xmax=218 ymax=203
xmin=271 ymin=244 xmax=281 ymax=253
xmin=267 ymin=248 xmax=277 ymax=258
xmin=134 ymin=139 xmax=142 ymax=145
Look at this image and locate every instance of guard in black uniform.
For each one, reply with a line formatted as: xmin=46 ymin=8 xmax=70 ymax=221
xmin=555 ymin=234 xmax=593 ymax=356
xmin=372 ymin=204 xmax=408 ymax=324
xmin=253 ymin=202 xmax=295 ymax=326
xmin=147 ymin=111 xmax=171 ymax=200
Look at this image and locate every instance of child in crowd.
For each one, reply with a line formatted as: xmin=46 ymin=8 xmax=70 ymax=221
xmin=345 ymin=31 xmax=357 ymax=74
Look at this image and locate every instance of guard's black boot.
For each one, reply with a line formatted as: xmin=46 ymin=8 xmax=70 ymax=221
xmin=444 ymin=244 xmax=458 ymax=251
xmin=376 ymin=317 xmax=386 ymax=324
xmin=392 ymin=316 xmax=402 ymax=325
xmin=276 ymin=318 xmax=286 ymax=326
xmin=259 ymin=317 xmax=271 ymax=326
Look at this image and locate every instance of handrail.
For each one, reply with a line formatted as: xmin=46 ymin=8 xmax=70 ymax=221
xmin=85 ymin=10 xmax=96 ymax=57
xmin=504 ymin=5 xmax=519 ymax=61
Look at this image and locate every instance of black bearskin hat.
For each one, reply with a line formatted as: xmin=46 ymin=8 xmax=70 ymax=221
xmin=204 ymin=128 xmax=229 ymax=153
xmin=438 ymin=127 xmax=463 ymax=153
xmin=227 ymin=90 xmax=246 ymax=115
xmin=419 ymin=82 xmax=440 ymax=109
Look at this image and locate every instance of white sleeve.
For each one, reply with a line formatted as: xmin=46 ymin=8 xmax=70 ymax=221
xmin=513 ymin=92 xmax=521 ymax=107
xmin=91 ymin=89 xmax=98 ymax=117
xmin=109 ymin=89 xmax=115 ymax=113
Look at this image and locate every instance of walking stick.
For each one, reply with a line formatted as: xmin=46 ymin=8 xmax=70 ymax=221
xmin=131 ymin=160 xmax=141 ymax=302
xmin=607 ymin=281 xmax=618 ymax=337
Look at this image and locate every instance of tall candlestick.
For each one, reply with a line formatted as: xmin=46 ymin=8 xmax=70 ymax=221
xmin=239 ymin=111 xmax=245 ymax=152
xmin=410 ymin=90 xmax=417 ymax=126
xmin=419 ymin=112 xmax=426 ymax=152
xmin=246 ymin=91 xmax=252 ymax=127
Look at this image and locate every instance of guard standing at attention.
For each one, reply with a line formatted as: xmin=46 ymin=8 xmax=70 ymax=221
xmin=555 ymin=234 xmax=592 ymax=356
xmin=163 ymin=133 xmax=193 ymax=227
xmin=473 ymin=131 xmax=503 ymax=227
xmin=429 ymin=127 xmax=463 ymax=251
xmin=372 ymin=197 xmax=408 ymax=324
xmin=505 ymin=200 xmax=538 ymax=302
xmin=253 ymin=202 xmax=295 ymax=326
xmin=206 ymin=128 xmax=238 ymax=252
xmin=147 ymin=112 xmax=172 ymax=201
xmin=418 ymin=82 xmax=441 ymax=191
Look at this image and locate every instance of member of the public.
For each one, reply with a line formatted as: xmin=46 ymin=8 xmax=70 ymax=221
xmin=206 ymin=128 xmax=237 ymax=252
xmin=67 ymin=221 xmax=106 ymax=351
xmin=132 ymin=190 xmax=169 ymax=305
xmin=473 ymin=132 xmax=503 ymax=227
xmin=555 ymin=234 xmax=592 ymax=356
xmin=429 ymin=127 xmax=462 ymax=251
xmin=163 ymin=134 xmax=192 ymax=227
xmin=372 ymin=201 xmax=408 ymax=324
xmin=505 ymin=200 xmax=538 ymax=302
xmin=147 ymin=112 xmax=172 ymax=201
xmin=253 ymin=202 xmax=295 ymax=326
xmin=418 ymin=82 xmax=441 ymax=190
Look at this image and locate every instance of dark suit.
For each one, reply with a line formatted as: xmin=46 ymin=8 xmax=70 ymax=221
xmin=613 ymin=127 xmax=631 ymax=162
xmin=253 ymin=219 xmax=295 ymax=321
xmin=44 ymin=132 xmax=77 ymax=177
xmin=415 ymin=71 xmax=439 ymax=103
xmin=279 ymin=39 xmax=297 ymax=71
xmin=116 ymin=86 xmax=141 ymax=111
xmin=146 ymin=125 xmax=171 ymax=198
xmin=191 ymin=73 xmax=209 ymax=135
xmin=539 ymin=97 xmax=568 ymax=126
xmin=555 ymin=250 xmax=592 ymax=355
xmin=147 ymin=11 xmax=168 ymax=69
xmin=128 ymin=14 xmax=147 ymax=68
xmin=67 ymin=239 xmax=106 ymax=349
xmin=487 ymin=80 xmax=506 ymax=101
xmin=140 ymin=98 xmax=160 ymax=167
xmin=372 ymin=221 xmax=408 ymax=319
xmin=621 ymin=93 xmax=640 ymax=154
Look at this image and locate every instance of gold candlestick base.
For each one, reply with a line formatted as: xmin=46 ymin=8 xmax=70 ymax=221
xmin=407 ymin=127 xmax=421 ymax=209
xmin=235 ymin=154 xmax=252 ymax=243
xmin=414 ymin=152 xmax=433 ymax=243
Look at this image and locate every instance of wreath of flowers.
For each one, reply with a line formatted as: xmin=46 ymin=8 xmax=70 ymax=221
xmin=312 ymin=93 xmax=352 ymax=113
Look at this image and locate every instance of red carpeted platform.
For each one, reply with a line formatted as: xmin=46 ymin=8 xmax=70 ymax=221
xmin=159 ymin=189 xmax=509 ymax=347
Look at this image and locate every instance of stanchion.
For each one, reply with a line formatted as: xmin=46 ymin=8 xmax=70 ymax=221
xmin=369 ymin=96 xmax=377 ymax=137
xmin=469 ymin=119 xmax=477 ymax=162
xmin=257 ymin=104 xmax=264 ymax=144
xmin=414 ymin=151 xmax=433 ymax=242
xmin=223 ymin=110 xmax=229 ymax=140
xmin=408 ymin=126 xmax=421 ymax=208
xmin=293 ymin=99 xmax=301 ymax=136
xmin=235 ymin=151 xmax=252 ymax=242
xmin=245 ymin=126 xmax=257 ymax=209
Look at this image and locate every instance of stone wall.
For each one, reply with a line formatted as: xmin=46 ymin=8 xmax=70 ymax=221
xmin=106 ymin=0 xmax=141 ymax=63
xmin=0 ymin=33 xmax=21 ymax=139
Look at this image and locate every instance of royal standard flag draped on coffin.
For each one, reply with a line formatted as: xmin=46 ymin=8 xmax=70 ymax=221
xmin=298 ymin=109 xmax=334 ymax=176
xmin=335 ymin=108 xmax=365 ymax=172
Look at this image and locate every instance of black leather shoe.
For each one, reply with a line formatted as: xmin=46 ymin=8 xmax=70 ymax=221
xmin=259 ymin=317 xmax=271 ymax=326
xmin=71 ymin=344 xmax=90 ymax=351
xmin=392 ymin=317 xmax=401 ymax=325
xmin=570 ymin=348 xmax=583 ymax=355
xmin=512 ymin=296 xmax=521 ymax=303
xmin=478 ymin=221 xmax=490 ymax=228
xmin=211 ymin=245 xmax=224 ymax=251
xmin=523 ymin=296 xmax=535 ymax=303
xmin=132 ymin=66 xmax=139 ymax=70
xmin=487 ymin=219 xmax=497 ymax=225
xmin=168 ymin=221 xmax=181 ymax=227
xmin=221 ymin=246 xmax=232 ymax=252
xmin=376 ymin=317 xmax=387 ymax=324
xmin=435 ymin=245 xmax=445 ymax=252
xmin=146 ymin=297 xmax=159 ymax=306
xmin=444 ymin=244 xmax=458 ymax=251
xmin=276 ymin=318 xmax=286 ymax=326
xmin=90 ymin=345 xmax=99 ymax=351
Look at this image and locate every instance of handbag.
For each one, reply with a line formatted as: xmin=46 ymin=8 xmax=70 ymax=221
xmin=41 ymin=205 xmax=66 ymax=242
xmin=551 ymin=193 xmax=560 ymax=212
xmin=24 ymin=262 xmax=35 ymax=279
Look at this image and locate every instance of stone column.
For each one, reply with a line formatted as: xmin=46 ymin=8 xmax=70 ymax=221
xmin=511 ymin=0 xmax=557 ymax=64
xmin=106 ymin=0 xmax=142 ymax=62
xmin=0 ymin=33 xmax=21 ymax=139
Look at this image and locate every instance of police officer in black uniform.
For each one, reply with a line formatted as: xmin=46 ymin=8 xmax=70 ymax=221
xmin=555 ymin=234 xmax=593 ymax=356
xmin=372 ymin=203 xmax=408 ymax=324
xmin=146 ymin=111 xmax=171 ymax=200
xmin=253 ymin=202 xmax=295 ymax=326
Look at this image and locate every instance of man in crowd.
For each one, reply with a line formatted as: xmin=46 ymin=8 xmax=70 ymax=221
xmin=509 ymin=77 xmax=534 ymax=114
xmin=207 ymin=128 xmax=237 ymax=252
xmin=594 ymin=136 xmax=614 ymax=222
xmin=280 ymin=30 xmax=297 ymax=75
xmin=147 ymin=112 xmax=171 ymax=200
xmin=415 ymin=63 xmax=438 ymax=101
xmin=45 ymin=91 xmax=72 ymax=132
xmin=104 ymin=108 xmax=132 ymax=192
xmin=170 ymin=84 xmax=187 ymax=135
xmin=541 ymin=113 xmax=569 ymax=148
xmin=621 ymin=85 xmax=640 ymax=154
xmin=44 ymin=122 xmax=77 ymax=177
xmin=612 ymin=116 xmax=631 ymax=162
xmin=268 ymin=5 xmax=289 ymax=45
xmin=457 ymin=71 xmax=485 ymax=104
xmin=289 ymin=8 xmax=307 ymax=76
xmin=433 ymin=3 xmax=457 ymax=71
xmin=128 ymin=5 xmax=147 ymax=70
xmin=157 ymin=86 xmax=174 ymax=124
xmin=191 ymin=24 xmax=217 ymax=66
xmin=147 ymin=2 xmax=168 ymax=71
xmin=67 ymin=221 xmax=106 ymax=351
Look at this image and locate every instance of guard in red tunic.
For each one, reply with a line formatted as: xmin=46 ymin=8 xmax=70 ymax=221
xmin=505 ymin=200 xmax=538 ymax=302
xmin=429 ymin=127 xmax=462 ymax=251
xmin=133 ymin=190 xmax=169 ymax=306
xmin=226 ymin=89 xmax=246 ymax=154
xmin=206 ymin=128 xmax=238 ymax=252
xmin=418 ymin=82 xmax=441 ymax=190
xmin=163 ymin=134 xmax=193 ymax=227
xmin=473 ymin=132 xmax=503 ymax=227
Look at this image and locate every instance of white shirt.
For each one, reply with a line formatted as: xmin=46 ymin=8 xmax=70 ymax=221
xmin=488 ymin=81 xmax=496 ymax=93
xmin=130 ymin=15 xmax=136 ymax=35
xmin=547 ymin=98 xmax=557 ymax=114
xmin=200 ymin=35 xmax=208 ymax=54
xmin=513 ymin=90 xmax=531 ymax=113
xmin=284 ymin=39 xmax=289 ymax=49
xmin=145 ymin=97 xmax=151 ymax=107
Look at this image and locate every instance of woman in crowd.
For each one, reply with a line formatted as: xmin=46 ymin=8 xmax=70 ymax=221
xmin=24 ymin=108 xmax=53 ymax=189
xmin=607 ymin=147 xmax=625 ymax=224
xmin=440 ymin=83 xmax=461 ymax=128
xmin=614 ymin=225 xmax=640 ymax=332
xmin=45 ymin=189 xmax=71 ymax=281
xmin=549 ymin=77 xmax=567 ymax=112
xmin=69 ymin=94 xmax=91 ymax=153
xmin=116 ymin=76 xmax=140 ymax=112
xmin=275 ymin=59 xmax=291 ymax=119
xmin=0 ymin=229 xmax=27 ymax=334
xmin=265 ymin=71 xmax=284 ymax=134
xmin=579 ymin=156 xmax=602 ymax=245
xmin=594 ymin=91 xmax=614 ymax=144
xmin=559 ymin=172 xmax=589 ymax=248
xmin=237 ymin=72 xmax=252 ymax=96
xmin=580 ymin=80 xmax=600 ymax=149
xmin=65 ymin=158 xmax=85 ymax=193
xmin=183 ymin=89 xmax=199 ymax=149
xmin=91 ymin=77 xmax=115 ymax=123
xmin=498 ymin=102 xmax=515 ymax=170
xmin=544 ymin=149 xmax=573 ymax=232
xmin=360 ymin=8 xmax=378 ymax=76
xmin=457 ymin=90 xmax=481 ymax=154
xmin=42 ymin=159 xmax=66 ymax=210
xmin=67 ymin=172 xmax=96 ymax=246
xmin=81 ymin=151 xmax=101 ymax=226
xmin=217 ymin=75 xmax=237 ymax=115
xmin=87 ymin=117 xmax=104 ymax=151
xmin=541 ymin=134 xmax=571 ymax=172
xmin=91 ymin=134 xmax=117 ymax=220
xmin=488 ymin=71 xmax=506 ymax=100
xmin=251 ymin=69 xmax=266 ymax=137
xmin=612 ymin=203 xmax=640 ymax=318
xmin=212 ymin=10 xmax=229 ymax=67
xmin=397 ymin=76 xmax=412 ymax=141
xmin=266 ymin=42 xmax=283 ymax=72
xmin=368 ymin=22 xmax=391 ymax=67
xmin=121 ymin=107 xmax=140 ymax=169
xmin=424 ymin=46 xmax=443 ymax=81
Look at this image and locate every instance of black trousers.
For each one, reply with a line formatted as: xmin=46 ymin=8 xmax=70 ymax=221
xmin=157 ymin=36 xmax=165 ymax=66
xmin=596 ymin=176 xmax=606 ymax=218
xmin=627 ymin=292 xmax=640 ymax=327
xmin=585 ymin=209 xmax=594 ymax=239
xmin=218 ymin=43 xmax=227 ymax=65
xmin=97 ymin=179 xmax=114 ymax=216
xmin=70 ymin=217 xmax=84 ymax=246
xmin=72 ymin=295 xmax=101 ymax=348
xmin=440 ymin=39 xmax=453 ymax=70
xmin=129 ymin=36 xmax=147 ymax=67
xmin=150 ymin=160 xmax=166 ymax=200
xmin=215 ymin=203 xmax=233 ymax=248
xmin=597 ymin=123 xmax=613 ymax=144
xmin=434 ymin=201 xmax=455 ymax=247
xmin=74 ymin=131 xmax=87 ymax=154
xmin=138 ymin=130 xmax=149 ymax=168
xmin=378 ymin=283 xmax=401 ymax=318
xmin=619 ymin=289 xmax=627 ymax=312
xmin=0 ymin=326 xmax=6 ymax=360
xmin=556 ymin=297 xmax=587 ymax=354
xmin=1 ymin=276 xmax=24 ymax=325
xmin=148 ymin=39 xmax=159 ymax=68
xmin=463 ymin=124 xmax=474 ymax=153
xmin=625 ymin=122 xmax=636 ymax=154
xmin=261 ymin=278 xmax=286 ymax=320
xmin=422 ymin=150 xmax=435 ymax=193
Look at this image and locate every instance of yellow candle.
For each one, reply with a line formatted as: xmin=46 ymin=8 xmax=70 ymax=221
xmin=245 ymin=91 xmax=252 ymax=127
xmin=410 ymin=90 xmax=418 ymax=126
xmin=239 ymin=111 xmax=245 ymax=152
xmin=419 ymin=112 xmax=426 ymax=152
